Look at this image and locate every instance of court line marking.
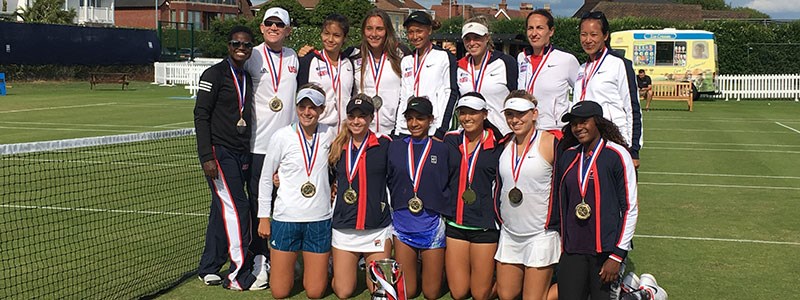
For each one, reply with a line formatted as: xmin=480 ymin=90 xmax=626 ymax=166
xmin=647 ymin=141 xmax=800 ymax=148
xmin=775 ymin=122 xmax=800 ymax=134
xmin=644 ymin=116 xmax=800 ymax=122
xmin=639 ymin=182 xmax=800 ymax=191
xmin=0 ymin=121 xmax=169 ymax=129
xmin=641 ymin=171 xmax=800 ymax=180
xmin=0 ymin=103 xmax=117 ymax=114
xmin=0 ymin=204 xmax=206 ymax=217
xmin=647 ymin=128 xmax=789 ymax=134
xmin=0 ymin=126 xmax=138 ymax=133
xmin=155 ymin=121 xmax=194 ymax=128
xmin=2 ymin=205 xmax=796 ymax=246
xmin=634 ymin=234 xmax=800 ymax=246
xmin=645 ymin=146 xmax=800 ymax=154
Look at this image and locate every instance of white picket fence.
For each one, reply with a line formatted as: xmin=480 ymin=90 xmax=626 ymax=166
xmin=713 ymin=74 xmax=800 ymax=101
xmin=153 ymin=58 xmax=222 ymax=96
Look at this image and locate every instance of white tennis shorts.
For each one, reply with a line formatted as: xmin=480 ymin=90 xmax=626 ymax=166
xmin=494 ymin=229 xmax=561 ymax=268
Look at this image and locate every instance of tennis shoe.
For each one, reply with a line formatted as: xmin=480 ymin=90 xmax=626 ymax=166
xmin=639 ymin=273 xmax=668 ymax=300
xmin=198 ymin=274 xmax=222 ymax=286
xmin=622 ymin=272 xmax=641 ymax=293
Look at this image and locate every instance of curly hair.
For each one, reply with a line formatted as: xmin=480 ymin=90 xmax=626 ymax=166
xmin=559 ymin=116 xmax=628 ymax=151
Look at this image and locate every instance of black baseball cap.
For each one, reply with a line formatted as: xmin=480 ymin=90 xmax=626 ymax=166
xmin=403 ymin=97 xmax=434 ymax=117
xmin=404 ymin=11 xmax=432 ymax=27
xmin=561 ymin=101 xmax=603 ymax=122
xmin=346 ymin=97 xmax=375 ymax=114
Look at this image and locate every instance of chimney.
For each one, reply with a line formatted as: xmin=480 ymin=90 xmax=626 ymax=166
xmin=544 ymin=3 xmax=550 ymax=13
xmin=519 ymin=2 xmax=533 ymax=11
xmin=499 ymin=0 xmax=507 ymax=10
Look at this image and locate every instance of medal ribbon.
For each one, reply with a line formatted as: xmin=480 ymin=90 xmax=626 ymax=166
xmin=412 ymin=45 xmax=432 ymax=96
xmin=262 ymin=46 xmax=283 ymax=94
xmin=407 ymin=137 xmax=433 ymax=194
xmin=228 ymin=63 xmax=246 ymax=116
xmin=526 ymin=45 xmax=553 ymax=94
xmin=510 ymin=130 xmax=539 ymax=184
xmin=370 ymin=262 xmax=399 ymax=300
xmin=579 ymin=47 xmax=608 ymax=101
xmin=321 ymin=50 xmax=343 ymax=95
xmin=368 ymin=50 xmax=386 ymax=93
xmin=469 ymin=51 xmax=491 ymax=92
xmin=578 ymin=138 xmax=605 ymax=200
xmin=461 ymin=130 xmax=485 ymax=186
xmin=345 ymin=135 xmax=369 ymax=185
xmin=296 ymin=124 xmax=319 ymax=178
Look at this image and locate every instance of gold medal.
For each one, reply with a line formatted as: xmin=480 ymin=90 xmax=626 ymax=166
xmin=372 ymin=95 xmax=383 ymax=109
xmin=462 ymin=187 xmax=476 ymax=205
xmin=301 ymin=181 xmax=316 ymax=198
xmin=237 ymin=118 xmax=246 ymax=127
xmin=508 ymin=187 xmax=523 ymax=204
xmin=575 ymin=199 xmax=591 ymax=220
xmin=408 ymin=195 xmax=423 ymax=214
xmin=343 ymin=187 xmax=357 ymax=205
xmin=269 ymin=96 xmax=283 ymax=112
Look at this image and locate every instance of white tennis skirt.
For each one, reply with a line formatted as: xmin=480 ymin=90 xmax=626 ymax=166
xmin=332 ymin=226 xmax=393 ymax=253
xmin=494 ymin=229 xmax=561 ymax=268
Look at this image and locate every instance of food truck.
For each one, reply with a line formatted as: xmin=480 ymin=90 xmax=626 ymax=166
xmin=610 ymin=29 xmax=718 ymax=99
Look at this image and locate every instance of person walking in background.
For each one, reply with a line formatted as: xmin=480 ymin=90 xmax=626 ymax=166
xmin=455 ymin=17 xmax=517 ymax=135
xmin=328 ymin=95 xmax=394 ymax=298
xmin=256 ymin=84 xmax=336 ymax=299
xmin=573 ymin=11 xmax=643 ymax=168
xmin=194 ymin=26 xmax=261 ymax=290
xmin=387 ymin=97 xmax=454 ymax=299
xmin=494 ymin=90 xmax=560 ymax=300
xmin=443 ymin=92 xmax=505 ymax=300
xmin=395 ymin=11 xmax=459 ymax=140
xmin=298 ymin=13 xmax=355 ymax=129
xmin=555 ymin=100 xmax=638 ymax=300
xmin=517 ymin=9 xmax=580 ymax=139
xmin=243 ymin=7 xmax=300 ymax=283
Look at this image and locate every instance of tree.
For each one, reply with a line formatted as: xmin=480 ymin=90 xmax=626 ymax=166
xmin=17 ymin=0 xmax=76 ymax=24
xmin=258 ymin=0 xmax=311 ymax=27
xmin=311 ymin=0 xmax=374 ymax=27
xmin=437 ymin=16 xmax=463 ymax=34
xmin=675 ymin=0 xmax=730 ymax=10
xmin=732 ymin=7 xmax=770 ymax=19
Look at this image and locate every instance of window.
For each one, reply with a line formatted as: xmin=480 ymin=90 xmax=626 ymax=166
xmin=655 ymin=41 xmax=686 ymax=66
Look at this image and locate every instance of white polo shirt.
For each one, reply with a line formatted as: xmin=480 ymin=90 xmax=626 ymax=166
xmin=352 ymin=48 xmax=404 ymax=136
xmin=298 ymin=51 xmax=355 ymax=129
xmin=257 ymin=123 xmax=336 ymax=222
xmin=456 ymin=50 xmax=518 ymax=135
xmin=516 ymin=46 xmax=580 ymax=131
xmin=396 ymin=45 xmax=459 ymax=138
xmin=244 ymin=44 xmax=299 ymax=154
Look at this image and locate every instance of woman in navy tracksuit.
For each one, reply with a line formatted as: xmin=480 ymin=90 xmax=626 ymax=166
xmin=554 ymin=100 xmax=638 ymax=300
xmin=328 ymin=95 xmax=393 ymax=299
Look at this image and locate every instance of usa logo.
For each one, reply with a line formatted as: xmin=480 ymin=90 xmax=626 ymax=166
xmin=520 ymin=64 xmax=528 ymax=72
xmin=288 ymin=66 xmax=297 ymax=73
xmin=404 ymin=71 xmax=412 ymax=77
xmin=459 ymin=77 xmax=469 ymax=83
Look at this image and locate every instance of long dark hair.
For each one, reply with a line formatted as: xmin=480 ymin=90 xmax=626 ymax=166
xmin=579 ymin=10 xmax=611 ymax=48
xmin=559 ymin=116 xmax=628 ymax=152
xmin=359 ymin=9 xmax=403 ymax=86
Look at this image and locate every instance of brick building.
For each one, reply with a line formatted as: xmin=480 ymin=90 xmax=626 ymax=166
xmin=572 ymin=0 xmax=750 ymax=22
xmin=115 ymin=0 xmax=253 ymax=29
xmin=430 ymin=0 xmax=539 ymax=21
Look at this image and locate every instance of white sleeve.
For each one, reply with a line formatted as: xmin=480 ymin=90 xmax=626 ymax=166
xmin=567 ymin=55 xmax=580 ymax=88
xmin=395 ymin=59 xmax=411 ymax=134
xmin=257 ymin=133 xmax=283 ymax=218
xmin=617 ymin=61 xmax=634 ymax=143
xmin=517 ymin=53 xmax=527 ymax=90
xmin=615 ymin=147 xmax=638 ymax=252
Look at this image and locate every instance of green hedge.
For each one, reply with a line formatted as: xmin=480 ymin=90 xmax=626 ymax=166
xmin=0 ymin=64 xmax=154 ymax=81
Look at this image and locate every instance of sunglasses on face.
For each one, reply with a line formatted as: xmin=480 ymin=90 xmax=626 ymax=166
xmin=263 ymin=20 xmax=286 ymax=28
xmin=581 ymin=11 xmax=605 ymax=20
xmin=228 ymin=40 xmax=254 ymax=49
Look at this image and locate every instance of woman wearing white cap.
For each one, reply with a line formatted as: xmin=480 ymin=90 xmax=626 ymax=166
xmin=456 ymin=17 xmax=518 ymax=135
xmin=256 ymin=84 xmax=337 ymax=299
xmin=495 ymin=90 xmax=560 ymax=300
xmin=443 ymin=92 xmax=505 ymax=300
xmin=395 ymin=10 xmax=459 ymax=140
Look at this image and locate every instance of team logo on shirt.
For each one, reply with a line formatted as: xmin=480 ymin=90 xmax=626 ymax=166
xmin=430 ymin=155 xmax=438 ymax=164
xmin=577 ymin=72 xmax=585 ymax=81
xmin=458 ymin=72 xmax=469 ymax=83
xmin=404 ymin=71 xmax=412 ymax=78
xmin=520 ymin=64 xmax=528 ymax=72
xmin=373 ymin=239 xmax=382 ymax=247
xmin=260 ymin=67 xmax=268 ymax=74
xmin=288 ymin=66 xmax=297 ymax=73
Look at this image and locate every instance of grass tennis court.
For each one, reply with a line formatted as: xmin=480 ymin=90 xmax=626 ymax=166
xmin=1 ymin=82 xmax=798 ymax=299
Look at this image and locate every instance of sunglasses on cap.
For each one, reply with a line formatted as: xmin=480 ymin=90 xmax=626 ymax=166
xmin=263 ymin=20 xmax=286 ymax=28
xmin=228 ymin=40 xmax=255 ymax=49
xmin=581 ymin=11 xmax=605 ymax=19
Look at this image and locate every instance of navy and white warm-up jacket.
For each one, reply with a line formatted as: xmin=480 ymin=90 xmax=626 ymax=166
xmin=516 ymin=45 xmax=580 ymax=131
xmin=456 ymin=50 xmax=518 ymax=135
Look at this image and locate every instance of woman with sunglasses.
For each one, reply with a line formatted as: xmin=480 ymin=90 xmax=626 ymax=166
xmin=443 ymin=92 xmax=504 ymax=300
xmin=298 ymin=13 xmax=355 ymax=129
xmin=395 ymin=11 xmax=459 ymax=141
xmin=327 ymin=94 xmax=393 ymax=299
xmin=554 ymin=100 xmax=638 ymax=300
xmin=387 ymin=97 xmax=454 ymax=299
xmin=456 ymin=17 xmax=518 ymax=136
xmin=574 ymin=11 xmax=643 ymax=168
xmin=495 ymin=90 xmax=560 ymax=300
xmin=517 ymin=9 xmax=580 ymax=139
xmin=256 ymin=84 xmax=336 ymax=299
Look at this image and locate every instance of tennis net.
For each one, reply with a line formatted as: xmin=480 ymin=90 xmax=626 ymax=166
xmin=0 ymin=128 xmax=208 ymax=299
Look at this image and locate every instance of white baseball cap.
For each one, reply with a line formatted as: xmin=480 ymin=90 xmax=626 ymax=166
xmin=456 ymin=95 xmax=487 ymax=110
xmin=502 ymin=97 xmax=536 ymax=112
xmin=461 ymin=22 xmax=489 ymax=38
xmin=296 ymin=87 xmax=325 ymax=106
xmin=263 ymin=7 xmax=290 ymax=25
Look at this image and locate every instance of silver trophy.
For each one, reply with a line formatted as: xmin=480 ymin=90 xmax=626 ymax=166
xmin=369 ymin=258 xmax=401 ymax=300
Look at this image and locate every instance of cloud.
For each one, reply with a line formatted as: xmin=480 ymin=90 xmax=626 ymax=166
xmin=744 ymin=0 xmax=800 ymax=13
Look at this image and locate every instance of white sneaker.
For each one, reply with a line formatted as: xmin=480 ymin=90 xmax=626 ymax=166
xmin=639 ymin=273 xmax=668 ymax=300
xmin=198 ymin=274 xmax=222 ymax=286
xmin=622 ymin=272 xmax=641 ymax=293
xmin=250 ymin=256 xmax=270 ymax=290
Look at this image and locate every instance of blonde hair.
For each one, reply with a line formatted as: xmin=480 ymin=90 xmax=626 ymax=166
xmin=505 ymin=89 xmax=538 ymax=106
xmin=328 ymin=94 xmax=375 ymax=165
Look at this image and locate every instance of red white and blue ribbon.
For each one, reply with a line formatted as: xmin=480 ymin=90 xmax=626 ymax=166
xmin=578 ymin=138 xmax=605 ymax=199
xmin=407 ymin=138 xmax=432 ymax=194
xmin=262 ymin=46 xmax=283 ymax=94
xmin=368 ymin=50 xmax=386 ymax=93
xmin=228 ymin=64 xmax=246 ymax=115
xmin=321 ymin=50 xmax=343 ymax=95
xmin=296 ymin=124 xmax=319 ymax=178
xmin=345 ymin=135 xmax=369 ymax=185
xmin=461 ymin=130 xmax=486 ymax=186
xmin=510 ymin=130 xmax=539 ymax=184
xmin=580 ymin=47 xmax=608 ymax=101
xmin=369 ymin=261 xmax=407 ymax=300
xmin=526 ymin=45 xmax=553 ymax=94
xmin=469 ymin=51 xmax=491 ymax=92
xmin=412 ymin=45 xmax=432 ymax=96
